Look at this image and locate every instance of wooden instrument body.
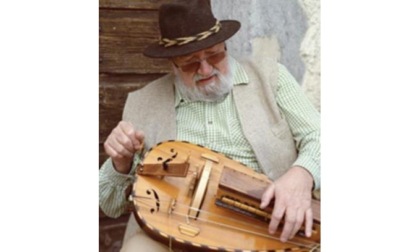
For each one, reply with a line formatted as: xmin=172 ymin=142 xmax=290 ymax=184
xmin=132 ymin=141 xmax=320 ymax=252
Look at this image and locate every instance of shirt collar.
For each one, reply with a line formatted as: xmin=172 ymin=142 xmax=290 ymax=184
xmin=231 ymin=56 xmax=249 ymax=86
xmin=174 ymin=56 xmax=249 ymax=107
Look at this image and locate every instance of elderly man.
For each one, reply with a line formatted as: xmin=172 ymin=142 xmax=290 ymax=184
xmin=99 ymin=0 xmax=320 ymax=251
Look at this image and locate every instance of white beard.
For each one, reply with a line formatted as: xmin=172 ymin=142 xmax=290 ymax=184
xmin=174 ymin=61 xmax=233 ymax=102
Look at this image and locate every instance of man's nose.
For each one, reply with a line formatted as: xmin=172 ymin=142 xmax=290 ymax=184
xmin=197 ymin=59 xmax=213 ymax=76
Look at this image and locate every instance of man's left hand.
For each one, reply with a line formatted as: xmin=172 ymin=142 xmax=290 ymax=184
xmin=260 ymin=166 xmax=314 ymax=242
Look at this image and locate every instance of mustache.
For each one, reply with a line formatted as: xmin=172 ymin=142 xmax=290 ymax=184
xmin=174 ymin=66 xmax=233 ymax=102
xmin=194 ymin=71 xmax=218 ymax=82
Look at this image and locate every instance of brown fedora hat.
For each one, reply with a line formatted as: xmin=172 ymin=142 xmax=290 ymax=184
xmin=143 ymin=0 xmax=241 ymax=58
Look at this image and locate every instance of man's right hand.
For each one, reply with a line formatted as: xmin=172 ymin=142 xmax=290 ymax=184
xmin=103 ymin=121 xmax=145 ymax=174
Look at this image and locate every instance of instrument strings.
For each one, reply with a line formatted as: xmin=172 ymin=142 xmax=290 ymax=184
xmin=132 ymin=194 xmax=320 ymax=250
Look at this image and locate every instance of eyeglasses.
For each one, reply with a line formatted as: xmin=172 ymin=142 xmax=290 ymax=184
xmin=173 ymin=50 xmax=226 ymax=73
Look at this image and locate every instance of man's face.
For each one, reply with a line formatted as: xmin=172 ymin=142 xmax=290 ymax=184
xmin=172 ymin=42 xmax=229 ymax=87
xmin=171 ymin=42 xmax=232 ymax=102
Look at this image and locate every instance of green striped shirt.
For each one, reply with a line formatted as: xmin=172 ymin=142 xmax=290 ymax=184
xmin=174 ymin=59 xmax=261 ymax=173
xmin=99 ymin=57 xmax=320 ymax=218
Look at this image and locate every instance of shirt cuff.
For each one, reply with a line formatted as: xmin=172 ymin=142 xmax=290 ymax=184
xmin=99 ymin=158 xmax=136 ymax=185
xmin=292 ymin=156 xmax=320 ymax=190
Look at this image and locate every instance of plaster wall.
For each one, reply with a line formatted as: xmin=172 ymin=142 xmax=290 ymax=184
xmin=212 ymin=0 xmax=320 ymax=111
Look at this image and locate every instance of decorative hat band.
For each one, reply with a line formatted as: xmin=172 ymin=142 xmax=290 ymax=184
xmin=159 ymin=21 xmax=222 ymax=47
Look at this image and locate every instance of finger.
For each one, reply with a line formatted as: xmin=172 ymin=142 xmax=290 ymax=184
xmin=305 ymin=208 xmax=313 ymax=238
xmin=104 ymin=141 xmax=130 ymax=161
xmin=280 ymin=209 xmax=296 ymax=242
xmin=134 ymin=130 xmax=145 ymax=150
xmin=119 ymin=122 xmax=139 ymax=151
xmin=114 ymin=131 xmax=136 ymax=153
xmin=121 ymin=124 xmax=144 ymax=151
xmin=106 ymin=125 xmax=134 ymax=155
xmin=106 ymin=136 xmax=133 ymax=158
xmin=269 ymin=204 xmax=285 ymax=235
xmin=260 ymin=183 xmax=275 ymax=209
xmin=104 ymin=141 xmax=120 ymax=159
xmin=289 ymin=209 xmax=305 ymax=240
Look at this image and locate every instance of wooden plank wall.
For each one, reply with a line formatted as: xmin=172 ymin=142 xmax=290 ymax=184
xmin=99 ymin=0 xmax=172 ymax=166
